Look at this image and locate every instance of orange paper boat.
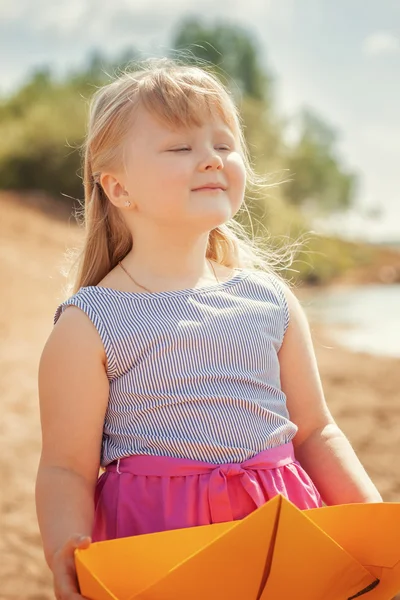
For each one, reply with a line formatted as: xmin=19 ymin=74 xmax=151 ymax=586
xmin=75 ymin=495 xmax=400 ymax=600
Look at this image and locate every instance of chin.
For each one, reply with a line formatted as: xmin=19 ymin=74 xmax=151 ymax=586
xmin=194 ymin=209 xmax=236 ymax=231
xmin=196 ymin=197 xmax=238 ymax=217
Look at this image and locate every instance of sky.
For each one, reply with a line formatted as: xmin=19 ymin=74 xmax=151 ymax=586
xmin=0 ymin=0 xmax=399 ymax=243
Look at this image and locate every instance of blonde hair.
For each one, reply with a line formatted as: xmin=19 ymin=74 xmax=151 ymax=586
xmin=67 ymin=56 xmax=294 ymax=296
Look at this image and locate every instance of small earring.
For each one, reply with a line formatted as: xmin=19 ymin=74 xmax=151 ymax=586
xmin=124 ymin=199 xmax=131 ymax=207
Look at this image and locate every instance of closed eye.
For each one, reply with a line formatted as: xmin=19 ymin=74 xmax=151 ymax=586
xmin=170 ymin=146 xmax=231 ymax=152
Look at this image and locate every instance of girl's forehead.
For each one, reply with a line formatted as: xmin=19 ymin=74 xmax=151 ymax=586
xmin=133 ymin=105 xmax=235 ymax=138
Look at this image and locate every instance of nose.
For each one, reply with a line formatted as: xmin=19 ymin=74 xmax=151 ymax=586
xmin=200 ymin=151 xmax=223 ymax=171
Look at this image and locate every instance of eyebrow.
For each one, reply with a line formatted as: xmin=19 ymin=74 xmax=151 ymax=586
xmin=212 ymin=128 xmax=236 ymax=139
xmin=158 ymin=126 xmax=238 ymax=151
xmin=164 ymin=126 xmax=235 ymax=139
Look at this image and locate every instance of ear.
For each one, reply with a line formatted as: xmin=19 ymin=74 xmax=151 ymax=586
xmin=100 ymin=172 xmax=130 ymax=207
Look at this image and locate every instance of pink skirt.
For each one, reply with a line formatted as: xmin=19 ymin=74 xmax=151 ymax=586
xmin=92 ymin=442 xmax=322 ymax=542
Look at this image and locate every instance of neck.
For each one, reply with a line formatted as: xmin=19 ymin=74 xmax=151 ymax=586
xmin=121 ymin=230 xmax=216 ymax=290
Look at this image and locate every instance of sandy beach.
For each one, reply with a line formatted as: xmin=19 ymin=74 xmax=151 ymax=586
xmin=1 ymin=192 xmax=399 ymax=599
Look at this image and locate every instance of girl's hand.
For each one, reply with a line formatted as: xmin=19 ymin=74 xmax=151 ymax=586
xmin=51 ymin=534 xmax=91 ymax=600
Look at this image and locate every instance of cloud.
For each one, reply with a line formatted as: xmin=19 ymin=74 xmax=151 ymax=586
xmin=362 ymin=31 xmax=400 ymax=57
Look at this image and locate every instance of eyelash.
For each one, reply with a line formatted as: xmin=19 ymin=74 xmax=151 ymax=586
xmin=171 ymin=146 xmax=230 ymax=152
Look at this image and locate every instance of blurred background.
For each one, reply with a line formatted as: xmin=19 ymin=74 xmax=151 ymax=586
xmin=0 ymin=1 xmax=399 ymax=598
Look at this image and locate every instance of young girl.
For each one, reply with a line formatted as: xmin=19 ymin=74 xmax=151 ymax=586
xmin=35 ymin=58 xmax=382 ymax=600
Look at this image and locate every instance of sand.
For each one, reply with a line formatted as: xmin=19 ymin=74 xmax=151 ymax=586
xmin=1 ymin=192 xmax=399 ymax=599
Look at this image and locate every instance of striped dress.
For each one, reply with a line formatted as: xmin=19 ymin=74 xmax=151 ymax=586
xmin=54 ymin=267 xmax=298 ymax=468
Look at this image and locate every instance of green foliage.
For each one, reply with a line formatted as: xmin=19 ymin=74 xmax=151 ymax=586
xmin=0 ymin=69 xmax=85 ymax=198
xmin=283 ymin=109 xmax=357 ymax=212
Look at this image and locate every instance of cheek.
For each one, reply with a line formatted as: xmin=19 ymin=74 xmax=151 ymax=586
xmin=138 ymin=164 xmax=193 ymax=219
xmin=159 ymin=160 xmax=192 ymax=186
xmin=149 ymin=161 xmax=192 ymax=200
xmin=227 ymin=153 xmax=246 ymax=195
xmin=128 ymin=159 xmax=189 ymax=207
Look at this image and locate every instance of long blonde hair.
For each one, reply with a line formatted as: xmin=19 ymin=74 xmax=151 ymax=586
xmin=67 ymin=56 xmax=294 ymax=296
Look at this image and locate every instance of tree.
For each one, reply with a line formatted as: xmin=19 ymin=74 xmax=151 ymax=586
xmin=283 ymin=108 xmax=357 ymax=212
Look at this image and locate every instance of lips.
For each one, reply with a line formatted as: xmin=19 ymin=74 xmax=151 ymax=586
xmin=192 ymin=183 xmax=227 ymax=191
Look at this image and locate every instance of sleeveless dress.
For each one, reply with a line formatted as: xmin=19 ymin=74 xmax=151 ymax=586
xmin=54 ymin=268 xmax=322 ymax=542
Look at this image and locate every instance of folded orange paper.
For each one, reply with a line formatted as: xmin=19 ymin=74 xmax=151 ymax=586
xmin=75 ymin=495 xmax=400 ymax=600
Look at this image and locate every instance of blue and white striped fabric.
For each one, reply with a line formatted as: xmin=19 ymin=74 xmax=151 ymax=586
xmin=54 ymin=268 xmax=298 ymax=466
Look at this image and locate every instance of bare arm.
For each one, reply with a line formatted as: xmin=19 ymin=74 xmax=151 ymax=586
xmin=278 ymin=284 xmax=382 ymax=505
xmin=36 ymin=306 xmax=110 ymax=569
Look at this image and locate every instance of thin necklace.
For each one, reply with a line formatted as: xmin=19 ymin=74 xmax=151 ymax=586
xmin=118 ymin=259 xmax=220 ymax=293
